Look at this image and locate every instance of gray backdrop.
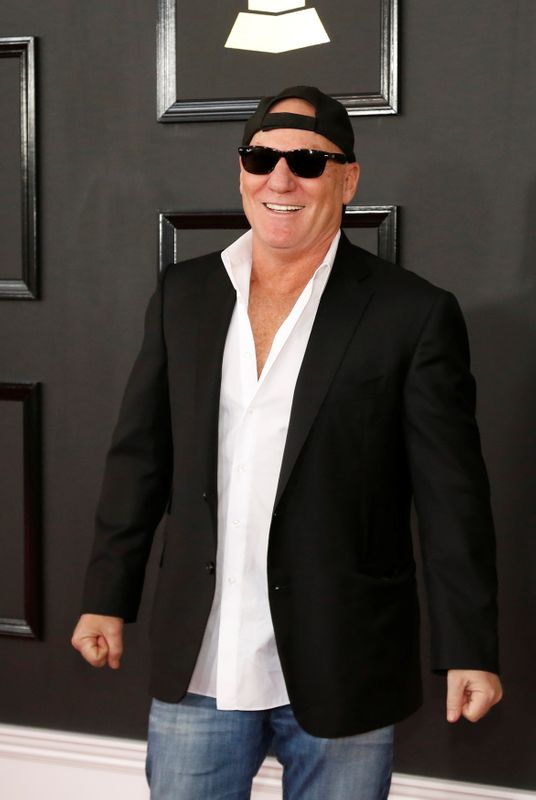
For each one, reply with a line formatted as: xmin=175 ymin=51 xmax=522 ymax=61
xmin=0 ymin=0 xmax=535 ymax=790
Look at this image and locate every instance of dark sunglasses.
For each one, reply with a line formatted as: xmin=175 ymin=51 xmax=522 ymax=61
xmin=238 ymin=145 xmax=349 ymax=179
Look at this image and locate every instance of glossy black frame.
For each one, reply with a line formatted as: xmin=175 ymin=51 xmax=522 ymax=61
xmin=0 ymin=37 xmax=38 ymax=299
xmin=158 ymin=205 xmax=399 ymax=271
xmin=238 ymin=146 xmax=350 ymax=177
xmin=0 ymin=383 xmax=42 ymax=638
xmin=157 ymin=0 xmax=398 ymax=121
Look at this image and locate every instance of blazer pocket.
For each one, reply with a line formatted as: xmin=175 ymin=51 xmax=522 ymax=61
xmin=342 ymin=562 xmax=418 ymax=628
xmin=351 ymin=560 xmax=416 ymax=586
xmin=310 ymin=562 xmax=416 ymax=611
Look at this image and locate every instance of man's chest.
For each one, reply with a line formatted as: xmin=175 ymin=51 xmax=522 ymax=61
xmin=247 ymin=284 xmax=303 ymax=377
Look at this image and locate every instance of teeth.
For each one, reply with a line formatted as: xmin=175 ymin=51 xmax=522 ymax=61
xmin=264 ymin=203 xmax=304 ymax=212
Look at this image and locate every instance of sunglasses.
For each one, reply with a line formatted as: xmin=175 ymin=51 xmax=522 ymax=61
xmin=238 ymin=145 xmax=349 ymax=179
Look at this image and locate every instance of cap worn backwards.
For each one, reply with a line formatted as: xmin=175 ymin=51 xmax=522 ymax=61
xmin=242 ymin=86 xmax=356 ymax=162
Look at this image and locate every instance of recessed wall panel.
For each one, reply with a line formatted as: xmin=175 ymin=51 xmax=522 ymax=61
xmin=0 ymin=383 xmax=41 ymax=638
xmin=0 ymin=400 xmax=25 ymax=618
xmin=158 ymin=0 xmax=398 ymax=119
xmin=0 ymin=37 xmax=38 ymax=299
xmin=0 ymin=57 xmax=23 ymax=282
xmin=159 ymin=206 xmax=399 ymax=273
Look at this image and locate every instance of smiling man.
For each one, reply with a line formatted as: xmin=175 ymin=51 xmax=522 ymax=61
xmin=72 ymin=86 xmax=502 ymax=799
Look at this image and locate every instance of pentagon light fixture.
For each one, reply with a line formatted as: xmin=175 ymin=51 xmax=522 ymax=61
xmin=225 ymin=0 xmax=330 ymax=54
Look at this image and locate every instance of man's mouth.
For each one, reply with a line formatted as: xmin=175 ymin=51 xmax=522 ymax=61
xmin=263 ymin=203 xmax=304 ymax=213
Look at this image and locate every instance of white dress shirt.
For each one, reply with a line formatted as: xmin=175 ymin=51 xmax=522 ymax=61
xmin=188 ymin=229 xmax=340 ymax=710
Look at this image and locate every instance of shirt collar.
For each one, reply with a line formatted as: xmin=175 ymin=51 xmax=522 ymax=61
xmin=221 ymin=229 xmax=341 ymax=305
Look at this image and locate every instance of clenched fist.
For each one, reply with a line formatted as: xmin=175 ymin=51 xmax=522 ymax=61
xmin=446 ymin=669 xmax=503 ymax=723
xmin=71 ymin=614 xmax=124 ymax=669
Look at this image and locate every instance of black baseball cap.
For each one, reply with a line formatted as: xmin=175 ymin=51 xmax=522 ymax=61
xmin=242 ymin=86 xmax=356 ymax=162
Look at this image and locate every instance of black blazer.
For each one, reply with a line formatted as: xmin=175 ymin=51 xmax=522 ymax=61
xmin=82 ymin=233 xmax=499 ymax=737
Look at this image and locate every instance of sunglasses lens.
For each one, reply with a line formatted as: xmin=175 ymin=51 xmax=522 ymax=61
xmin=241 ymin=148 xmax=278 ymax=174
xmin=287 ymin=151 xmax=326 ymax=178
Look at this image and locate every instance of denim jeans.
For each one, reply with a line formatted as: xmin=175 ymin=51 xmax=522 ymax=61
xmin=146 ymin=693 xmax=394 ymax=800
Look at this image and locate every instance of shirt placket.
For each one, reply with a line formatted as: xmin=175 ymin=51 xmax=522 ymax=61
xmin=216 ymin=294 xmax=259 ymax=706
xmin=216 ymin=266 xmax=328 ymax=708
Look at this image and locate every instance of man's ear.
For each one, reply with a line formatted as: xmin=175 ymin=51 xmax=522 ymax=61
xmin=239 ymin=157 xmax=244 ymax=197
xmin=343 ymin=162 xmax=360 ymax=204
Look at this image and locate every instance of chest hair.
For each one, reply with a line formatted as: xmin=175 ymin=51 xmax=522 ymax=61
xmin=248 ymin=282 xmax=303 ymax=377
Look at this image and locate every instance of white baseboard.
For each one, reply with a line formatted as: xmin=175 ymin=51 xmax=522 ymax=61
xmin=388 ymin=774 xmax=534 ymax=800
xmin=0 ymin=724 xmax=532 ymax=800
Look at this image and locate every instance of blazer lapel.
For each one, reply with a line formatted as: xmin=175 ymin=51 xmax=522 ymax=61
xmin=194 ymin=258 xmax=236 ymax=525
xmin=274 ymin=236 xmax=374 ymax=508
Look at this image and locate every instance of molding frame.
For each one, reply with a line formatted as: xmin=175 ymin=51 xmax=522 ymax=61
xmin=0 ymin=37 xmax=38 ymax=299
xmin=158 ymin=205 xmax=399 ymax=273
xmin=0 ymin=724 xmax=533 ymax=800
xmin=0 ymin=383 xmax=42 ymax=638
xmin=157 ymin=0 xmax=398 ymax=121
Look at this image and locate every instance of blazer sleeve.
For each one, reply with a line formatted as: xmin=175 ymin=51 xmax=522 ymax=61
xmin=403 ymin=289 xmax=499 ymax=673
xmin=81 ymin=274 xmax=173 ymax=622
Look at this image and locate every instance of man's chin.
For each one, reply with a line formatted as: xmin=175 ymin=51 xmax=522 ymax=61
xmin=253 ymin=222 xmax=307 ymax=253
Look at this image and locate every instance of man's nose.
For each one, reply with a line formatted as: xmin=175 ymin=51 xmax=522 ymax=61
xmin=266 ymin=156 xmax=297 ymax=191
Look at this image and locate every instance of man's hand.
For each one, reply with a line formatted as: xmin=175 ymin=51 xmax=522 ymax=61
xmin=71 ymin=614 xmax=124 ymax=669
xmin=446 ymin=669 xmax=503 ymax=723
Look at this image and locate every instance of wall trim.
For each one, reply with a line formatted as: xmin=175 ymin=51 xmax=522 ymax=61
xmin=388 ymin=774 xmax=534 ymax=800
xmin=0 ymin=382 xmax=42 ymax=640
xmin=158 ymin=205 xmax=399 ymax=281
xmin=0 ymin=724 xmax=532 ymax=800
xmin=156 ymin=0 xmax=398 ymax=120
xmin=0 ymin=37 xmax=38 ymax=299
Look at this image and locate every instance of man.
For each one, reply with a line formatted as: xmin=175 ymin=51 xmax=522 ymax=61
xmin=72 ymin=86 xmax=502 ymax=799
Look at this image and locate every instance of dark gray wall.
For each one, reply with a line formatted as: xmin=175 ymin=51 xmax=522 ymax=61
xmin=0 ymin=0 xmax=535 ymax=790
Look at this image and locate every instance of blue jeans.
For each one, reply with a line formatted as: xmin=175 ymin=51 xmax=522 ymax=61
xmin=146 ymin=693 xmax=393 ymax=800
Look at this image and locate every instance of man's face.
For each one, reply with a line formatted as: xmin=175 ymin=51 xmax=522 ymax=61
xmin=239 ymin=99 xmax=360 ymax=260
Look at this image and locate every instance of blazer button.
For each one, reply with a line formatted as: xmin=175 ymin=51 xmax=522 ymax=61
xmin=205 ymin=561 xmax=215 ymax=574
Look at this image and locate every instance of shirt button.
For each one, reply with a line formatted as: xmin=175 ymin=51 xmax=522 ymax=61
xmin=237 ymin=463 xmax=247 ymax=473
xmin=228 ymin=577 xmax=237 ymax=585
xmin=232 ymin=519 xmax=241 ymax=527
